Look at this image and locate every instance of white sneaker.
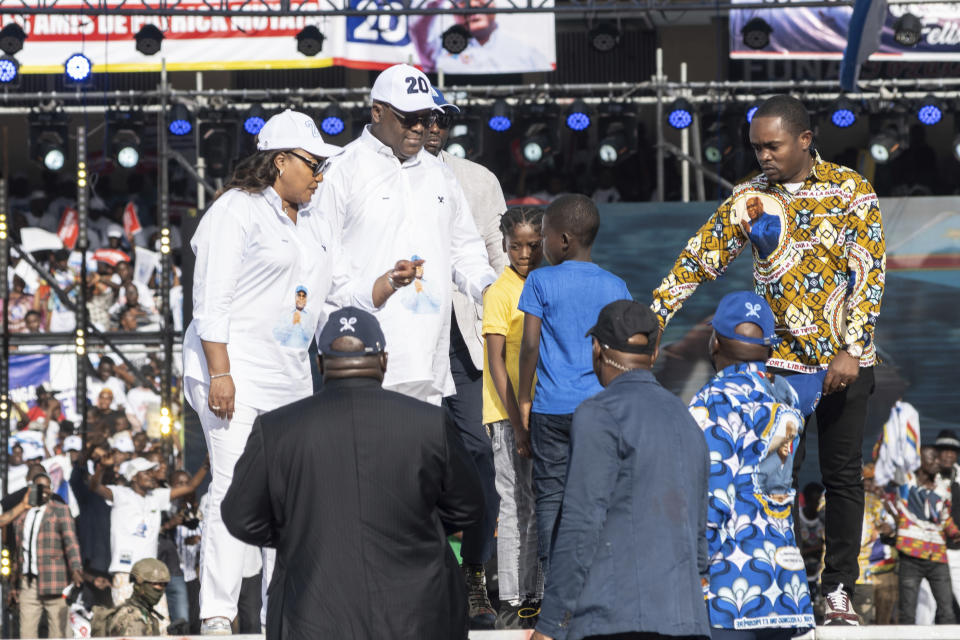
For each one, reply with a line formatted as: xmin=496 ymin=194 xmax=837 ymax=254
xmin=823 ymin=583 xmax=860 ymax=625
xmin=200 ymin=616 xmax=233 ymax=635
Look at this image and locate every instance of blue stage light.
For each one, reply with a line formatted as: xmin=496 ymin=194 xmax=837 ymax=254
xmin=565 ymin=100 xmax=591 ymax=131
xmin=746 ymin=105 xmax=759 ymax=123
xmin=667 ymin=99 xmax=694 ymax=130
xmin=831 ymin=109 xmax=856 ymax=128
xmin=64 ymin=53 xmax=92 ymax=82
xmin=243 ymin=115 xmax=265 ymax=135
xmin=488 ymin=99 xmax=512 ymax=132
xmin=0 ymin=55 xmax=17 ymax=84
xmin=321 ymin=116 xmax=344 ymax=136
xmin=168 ymin=103 xmax=192 ymax=136
xmin=917 ymin=101 xmax=943 ymax=126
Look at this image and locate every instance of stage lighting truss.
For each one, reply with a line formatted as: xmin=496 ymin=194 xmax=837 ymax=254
xmin=667 ymin=97 xmax=694 ymax=130
xmin=588 ymin=22 xmax=620 ymax=53
xmin=296 ymin=25 xmax=325 ymax=56
xmin=0 ymin=23 xmax=25 ymax=56
xmin=0 ymin=54 xmax=19 ymax=85
xmin=596 ymin=104 xmax=637 ymax=167
xmin=28 ymin=111 xmax=69 ymax=172
xmin=168 ymin=103 xmax=193 ymax=136
xmin=869 ymin=120 xmax=907 ymax=165
xmin=320 ymin=103 xmax=346 ymax=137
xmin=199 ymin=110 xmax=239 ymax=179
xmin=64 ymin=52 xmax=92 ymax=85
xmin=893 ymin=12 xmax=922 ymax=47
xmin=445 ymin=122 xmax=481 ymax=160
xmin=915 ymin=95 xmax=945 ymax=126
xmin=487 ymin=98 xmax=513 ymax=133
xmin=741 ymin=17 xmax=772 ymax=50
xmin=565 ymin=99 xmax=591 ymax=132
xmin=242 ymin=104 xmax=267 ymax=135
xmin=829 ymin=96 xmax=859 ymax=129
xmin=441 ymin=24 xmax=470 ymax=54
xmin=134 ymin=24 xmax=164 ymax=56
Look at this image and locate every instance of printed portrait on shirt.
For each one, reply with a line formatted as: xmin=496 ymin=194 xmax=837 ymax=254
xmin=731 ymin=191 xmax=788 ymax=261
xmin=272 ymin=285 xmax=315 ymax=349
xmin=756 ymin=407 xmax=803 ymax=501
xmin=398 ymin=254 xmax=442 ymax=314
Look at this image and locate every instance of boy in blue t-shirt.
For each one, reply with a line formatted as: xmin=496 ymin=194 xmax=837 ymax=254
xmin=516 ymin=194 xmax=631 ymax=573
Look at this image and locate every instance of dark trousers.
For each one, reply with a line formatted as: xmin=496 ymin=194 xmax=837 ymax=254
xmin=237 ymin=573 xmax=262 ymax=633
xmin=791 ymin=366 xmax=874 ymax=596
xmin=709 ymin=629 xmax=800 ymax=640
xmin=530 ymin=411 xmax=573 ymax=576
xmin=899 ymin=554 xmax=956 ymax=624
xmin=187 ymin=578 xmax=201 ymax=634
xmin=443 ymin=346 xmax=499 ymax=565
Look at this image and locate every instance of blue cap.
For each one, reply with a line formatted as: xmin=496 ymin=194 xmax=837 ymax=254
xmin=709 ymin=291 xmax=780 ymax=346
xmin=432 ymin=87 xmax=460 ymax=113
xmin=318 ymin=307 xmax=386 ymax=357
xmin=295 ymin=285 xmax=308 ymax=295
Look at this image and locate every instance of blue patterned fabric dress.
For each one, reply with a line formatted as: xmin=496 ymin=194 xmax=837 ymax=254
xmin=689 ymin=361 xmax=816 ymax=631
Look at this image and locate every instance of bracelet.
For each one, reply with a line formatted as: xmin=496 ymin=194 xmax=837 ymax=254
xmin=209 ymin=372 xmax=231 ymax=380
xmin=386 ymin=273 xmax=400 ymax=290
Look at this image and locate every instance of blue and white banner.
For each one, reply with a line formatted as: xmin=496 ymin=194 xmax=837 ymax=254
xmin=730 ymin=1 xmax=960 ymax=60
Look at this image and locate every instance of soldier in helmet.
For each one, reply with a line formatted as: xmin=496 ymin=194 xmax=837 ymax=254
xmin=102 ymin=558 xmax=170 ymax=636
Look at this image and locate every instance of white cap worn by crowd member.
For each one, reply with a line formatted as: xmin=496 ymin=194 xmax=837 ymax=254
xmin=106 ymin=224 xmax=124 ymax=239
xmin=257 ymin=109 xmax=343 ymax=159
xmin=121 ymin=457 xmax=158 ymax=482
xmin=63 ymin=435 xmax=83 ymax=452
xmin=110 ymin=431 xmax=136 ymax=454
xmin=370 ymin=63 xmax=442 ymax=113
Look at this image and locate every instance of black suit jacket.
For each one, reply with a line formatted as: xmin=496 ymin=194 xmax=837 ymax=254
xmin=222 ymin=376 xmax=484 ymax=640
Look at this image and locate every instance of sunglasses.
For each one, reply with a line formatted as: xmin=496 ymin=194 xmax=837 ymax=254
xmin=436 ymin=112 xmax=455 ymax=130
xmin=385 ymin=104 xmax=438 ymax=129
xmin=286 ymin=151 xmax=327 ymax=177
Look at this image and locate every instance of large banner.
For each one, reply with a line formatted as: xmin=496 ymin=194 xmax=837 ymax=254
xmin=10 ymin=351 xmax=79 ymax=424
xmin=2 ymin=1 xmax=555 ymax=74
xmin=730 ymin=1 xmax=960 ymax=60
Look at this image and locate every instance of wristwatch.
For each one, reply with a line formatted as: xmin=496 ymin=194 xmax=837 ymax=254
xmin=844 ymin=343 xmax=864 ymax=359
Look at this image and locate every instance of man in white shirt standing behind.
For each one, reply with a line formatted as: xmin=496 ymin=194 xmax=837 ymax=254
xmin=317 ymin=63 xmax=497 ymax=406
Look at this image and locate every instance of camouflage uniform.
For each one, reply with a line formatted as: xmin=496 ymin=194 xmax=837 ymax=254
xmin=105 ymin=598 xmax=163 ymax=636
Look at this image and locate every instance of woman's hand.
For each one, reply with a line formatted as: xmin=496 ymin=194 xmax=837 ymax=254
xmin=208 ymin=375 xmax=236 ymax=421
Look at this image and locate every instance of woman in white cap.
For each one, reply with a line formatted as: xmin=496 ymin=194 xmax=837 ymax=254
xmin=182 ymin=109 xmax=420 ymax=635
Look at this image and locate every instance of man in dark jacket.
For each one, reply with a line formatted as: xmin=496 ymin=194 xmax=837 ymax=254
xmin=533 ymin=300 xmax=711 ymax=640
xmin=222 ymin=307 xmax=485 ymax=640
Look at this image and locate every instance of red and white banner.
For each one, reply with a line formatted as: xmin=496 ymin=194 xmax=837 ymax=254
xmin=2 ymin=1 xmax=556 ymax=74
xmin=57 ymin=206 xmax=79 ymax=250
xmin=123 ymin=201 xmax=143 ymax=239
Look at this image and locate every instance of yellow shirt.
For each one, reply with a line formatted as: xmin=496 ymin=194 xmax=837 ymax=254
xmin=652 ymin=156 xmax=886 ymax=373
xmin=481 ymin=267 xmax=533 ymax=425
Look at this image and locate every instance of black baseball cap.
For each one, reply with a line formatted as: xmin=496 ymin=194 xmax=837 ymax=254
xmin=318 ymin=307 xmax=386 ymax=357
xmin=586 ymin=300 xmax=659 ymax=354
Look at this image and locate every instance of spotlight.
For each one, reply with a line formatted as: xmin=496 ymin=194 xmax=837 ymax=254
xmin=445 ymin=124 xmax=480 ymax=160
xmin=598 ymin=126 xmax=629 ymax=167
xmin=565 ymin=100 xmax=591 ymax=132
xmin=134 ymin=24 xmax=164 ymax=56
xmin=745 ymin=101 xmax=762 ymax=124
xmin=667 ymin=98 xmax=694 ymax=130
xmin=893 ymin=13 xmax=922 ymax=47
xmin=39 ymin=134 xmax=66 ymax=171
xmin=168 ymin=103 xmax=193 ymax=136
xmin=64 ymin=52 xmax=92 ymax=83
xmin=703 ymin=126 xmax=733 ymax=163
xmin=112 ymin=130 xmax=141 ymax=169
xmin=520 ymin=121 xmax=554 ymax=166
xmin=320 ymin=104 xmax=346 ymax=137
xmin=827 ymin=97 xmax=858 ymax=128
xmin=869 ymin=123 xmax=906 ymax=164
xmin=588 ymin=22 xmax=620 ymax=53
xmin=487 ymin=99 xmax=512 ymax=132
xmin=29 ymin=111 xmax=68 ymax=171
xmin=200 ymin=112 xmax=239 ymax=179
xmin=296 ymin=26 xmax=325 ymax=56
xmin=0 ymin=55 xmax=18 ymax=84
xmin=915 ymin=95 xmax=944 ymax=126
xmin=242 ymin=105 xmax=267 ymax=135
xmin=741 ymin=18 xmax=773 ymax=50
xmin=0 ymin=23 xmax=25 ymax=55
xmin=441 ymin=24 xmax=470 ymax=54
xmin=595 ymin=103 xmax=637 ymax=167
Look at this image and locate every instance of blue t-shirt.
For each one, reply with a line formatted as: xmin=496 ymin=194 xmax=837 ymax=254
xmin=518 ymin=261 xmax=632 ymax=415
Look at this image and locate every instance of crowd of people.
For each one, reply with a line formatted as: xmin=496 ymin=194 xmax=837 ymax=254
xmin=0 ymin=62 xmax=931 ymax=640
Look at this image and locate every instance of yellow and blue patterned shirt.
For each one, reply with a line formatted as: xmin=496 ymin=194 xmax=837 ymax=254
xmin=653 ymin=156 xmax=886 ymax=373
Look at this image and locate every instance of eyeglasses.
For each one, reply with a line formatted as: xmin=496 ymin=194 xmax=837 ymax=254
xmin=385 ymin=104 xmax=438 ymax=129
xmin=435 ymin=112 xmax=455 ymax=130
xmin=286 ymin=151 xmax=327 ymax=177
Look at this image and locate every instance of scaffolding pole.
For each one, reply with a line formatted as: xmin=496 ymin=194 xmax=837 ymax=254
xmin=0 ymin=179 xmax=8 ymax=498
xmin=159 ymin=60 xmax=175 ymax=449
xmin=75 ymin=126 xmax=89 ymax=444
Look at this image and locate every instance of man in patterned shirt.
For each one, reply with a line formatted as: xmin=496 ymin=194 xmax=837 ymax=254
xmin=653 ymin=94 xmax=885 ymax=625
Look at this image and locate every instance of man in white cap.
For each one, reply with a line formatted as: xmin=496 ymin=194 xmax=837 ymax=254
xmin=89 ymin=454 xmax=208 ymax=609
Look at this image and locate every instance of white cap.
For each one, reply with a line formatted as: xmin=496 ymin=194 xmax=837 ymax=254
xmin=106 ymin=224 xmax=124 ymax=239
xmin=256 ymin=109 xmax=342 ymax=159
xmin=63 ymin=435 xmax=83 ymax=452
xmin=110 ymin=431 xmax=135 ymax=453
xmin=121 ymin=457 xmax=158 ymax=482
xmin=370 ymin=64 xmax=441 ymax=113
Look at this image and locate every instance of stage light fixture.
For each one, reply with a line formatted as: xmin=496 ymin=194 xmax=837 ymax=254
xmin=242 ymin=105 xmax=267 ymax=135
xmin=519 ymin=120 xmax=555 ymax=166
xmin=0 ymin=55 xmax=18 ymax=84
xmin=893 ymin=13 xmax=922 ymax=47
xmin=915 ymin=95 xmax=944 ymax=126
xmin=112 ymin=129 xmax=141 ymax=169
xmin=745 ymin=101 xmax=762 ymax=124
xmin=0 ymin=23 xmax=25 ymax=56
xmin=741 ymin=18 xmax=772 ymax=50
xmin=703 ymin=128 xmax=734 ymax=164
xmin=522 ymin=136 xmax=548 ymax=164
xmin=829 ymin=97 xmax=858 ymax=128
xmin=487 ymin=99 xmax=512 ymax=132
xmin=598 ymin=126 xmax=628 ymax=166
xmin=588 ymin=22 xmax=620 ymax=53
xmin=200 ymin=112 xmax=239 ymax=179
xmin=441 ymin=25 xmax=470 ymax=54
xmin=296 ymin=26 xmax=325 ymax=56
xmin=320 ymin=104 xmax=346 ymax=137
xmin=565 ymin=100 xmax=591 ymax=132
xmin=667 ymin=98 xmax=694 ymax=130
xmin=29 ymin=111 xmax=69 ymax=172
xmin=64 ymin=52 xmax=92 ymax=83
xmin=134 ymin=24 xmax=164 ymax=56
xmin=869 ymin=124 xmax=906 ymax=164
xmin=168 ymin=103 xmax=193 ymax=136
xmin=953 ymin=134 xmax=960 ymax=162
xmin=595 ymin=103 xmax=637 ymax=167
xmin=39 ymin=134 xmax=66 ymax=171
xmin=445 ymin=124 xmax=480 ymax=160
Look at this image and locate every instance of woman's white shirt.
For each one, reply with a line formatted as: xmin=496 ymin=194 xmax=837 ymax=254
xmin=183 ymin=187 xmax=334 ymax=412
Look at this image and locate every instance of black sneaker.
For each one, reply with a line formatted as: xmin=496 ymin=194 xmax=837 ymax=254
xmin=464 ymin=564 xmax=497 ymax=629
xmin=517 ymin=599 xmax=541 ymax=629
xmin=823 ymin=583 xmax=860 ymax=626
xmin=496 ymin=602 xmax=526 ymax=630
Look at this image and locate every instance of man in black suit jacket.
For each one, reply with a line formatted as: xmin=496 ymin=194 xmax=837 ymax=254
xmin=222 ymin=307 xmax=484 ymax=640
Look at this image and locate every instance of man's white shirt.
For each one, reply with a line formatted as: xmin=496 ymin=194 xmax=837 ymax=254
xmin=107 ymin=485 xmax=171 ymax=574
xmin=315 ymin=127 xmax=496 ymax=402
xmin=183 ymin=187 xmax=335 ymax=412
